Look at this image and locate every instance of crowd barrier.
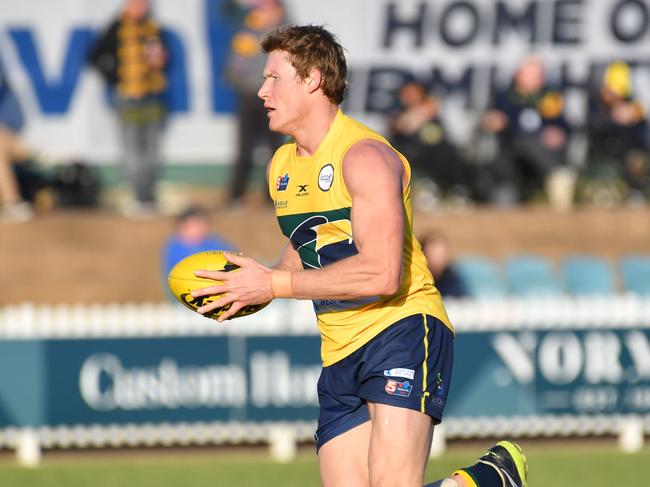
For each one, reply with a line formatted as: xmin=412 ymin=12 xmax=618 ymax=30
xmin=1 ymin=297 xmax=649 ymax=464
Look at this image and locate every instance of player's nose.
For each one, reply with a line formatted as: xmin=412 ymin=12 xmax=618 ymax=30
xmin=258 ymin=79 xmax=270 ymax=100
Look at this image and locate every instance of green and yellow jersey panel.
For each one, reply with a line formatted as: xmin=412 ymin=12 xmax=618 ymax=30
xmin=268 ymin=110 xmax=453 ymax=366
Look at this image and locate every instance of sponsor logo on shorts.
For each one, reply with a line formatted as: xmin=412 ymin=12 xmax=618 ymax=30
xmin=432 ymin=397 xmax=446 ymax=407
xmin=435 ymin=372 xmax=445 ymax=396
xmin=383 ymin=368 xmax=415 ymax=380
xmin=385 ymin=379 xmax=413 ymax=397
xmin=419 ymin=391 xmax=446 ymax=409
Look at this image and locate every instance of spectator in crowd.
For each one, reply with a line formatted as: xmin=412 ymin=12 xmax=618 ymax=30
xmin=223 ymin=0 xmax=286 ymax=207
xmin=0 ymin=57 xmax=35 ymax=222
xmin=162 ymin=205 xmax=237 ymax=279
xmin=480 ymin=55 xmax=571 ymax=205
xmin=388 ymin=80 xmax=472 ymax=202
xmin=88 ymin=0 xmax=168 ymax=218
xmin=420 ymin=230 xmax=468 ymax=298
xmin=583 ymin=61 xmax=649 ymax=204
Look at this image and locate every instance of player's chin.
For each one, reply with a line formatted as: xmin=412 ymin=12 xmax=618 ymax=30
xmin=267 ymin=112 xmax=283 ymax=129
xmin=267 ymin=117 xmax=279 ymax=131
xmin=269 ymin=118 xmax=290 ymax=135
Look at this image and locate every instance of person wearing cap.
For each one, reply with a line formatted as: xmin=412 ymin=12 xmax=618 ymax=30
xmin=584 ymin=61 xmax=649 ymax=203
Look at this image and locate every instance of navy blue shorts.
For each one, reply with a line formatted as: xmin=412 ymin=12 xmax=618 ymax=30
xmin=314 ymin=314 xmax=454 ymax=451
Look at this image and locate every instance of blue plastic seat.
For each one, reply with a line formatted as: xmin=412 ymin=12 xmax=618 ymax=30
xmin=455 ymin=256 xmax=506 ymax=298
xmin=505 ymin=254 xmax=563 ymax=297
xmin=620 ymin=255 xmax=650 ymax=296
xmin=563 ymin=255 xmax=616 ymax=296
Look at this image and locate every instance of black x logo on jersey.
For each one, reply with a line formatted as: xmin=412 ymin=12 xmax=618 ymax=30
xmin=298 ymin=184 xmax=308 ymax=192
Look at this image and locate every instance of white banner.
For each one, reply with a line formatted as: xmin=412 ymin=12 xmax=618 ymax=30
xmin=0 ymin=0 xmax=649 ymax=163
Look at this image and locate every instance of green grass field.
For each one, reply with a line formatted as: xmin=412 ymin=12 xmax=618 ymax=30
xmin=0 ymin=442 xmax=647 ymax=486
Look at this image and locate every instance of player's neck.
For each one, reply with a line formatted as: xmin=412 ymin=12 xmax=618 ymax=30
xmin=294 ymin=103 xmax=339 ymax=157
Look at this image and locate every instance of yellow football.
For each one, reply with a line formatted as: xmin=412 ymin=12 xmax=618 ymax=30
xmin=168 ymin=250 xmax=269 ymax=320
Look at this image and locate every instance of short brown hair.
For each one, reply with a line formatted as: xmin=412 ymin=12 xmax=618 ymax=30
xmin=261 ymin=25 xmax=347 ymax=105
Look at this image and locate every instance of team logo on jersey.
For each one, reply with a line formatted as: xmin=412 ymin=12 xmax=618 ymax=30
xmin=276 ymin=173 xmax=290 ymax=191
xmin=318 ymin=164 xmax=334 ymax=191
xmin=313 ymin=220 xmax=352 ymax=253
xmin=385 ymin=379 xmax=413 ymax=397
xmin=289 ymin=215 xmax=355 ymax=269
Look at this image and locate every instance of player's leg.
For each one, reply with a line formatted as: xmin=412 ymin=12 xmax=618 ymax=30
xmin=357 ymin=314 xmax=454 ymax=486
xmin=318 ymin=421 xmax=371 ymax=487
xmin=117 ymin=109 xmax=140 ymax=205
xmin=315 ymin=314 xmax=459 ymax=487
xmin=315 ymin=349 xmax=373 ymax=487
xmin=365 ymin=403 xmax=520 ymax=487
xmin=139 ymin=118 xmax=162 ymax=204
xmin=321 ymin=404 xmax=523 ymax=487
xmin=367 ymin=401 xmax=434 ymax=486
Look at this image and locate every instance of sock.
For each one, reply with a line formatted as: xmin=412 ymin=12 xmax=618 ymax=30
xmin=424 ymin=479 xmax=459 ymax=487
xmin=452 ymin=461 xmax=503 ymax=486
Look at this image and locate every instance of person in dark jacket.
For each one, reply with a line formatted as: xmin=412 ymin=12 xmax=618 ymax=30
xmin=388 ymin=81 xmax=472 ymax=201
xmin=421 ymin=230 xmax=468 ymax=298
xmin=584 ymin=61 xmax=649 ymax=203
xmin=481 ymin=55 xmax=570 ymax=205
xmin=223 ymin=0 xmax=286 ymax=207
xmin=88 ymin=0 xmax=168 ymax=217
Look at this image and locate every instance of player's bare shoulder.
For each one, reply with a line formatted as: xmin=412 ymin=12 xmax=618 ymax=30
xmin=343 ymin=138 xmax=405 ymax=191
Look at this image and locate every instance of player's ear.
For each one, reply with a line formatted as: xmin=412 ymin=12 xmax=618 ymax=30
xmin=304 ymin=69 xmax=322 ymax=94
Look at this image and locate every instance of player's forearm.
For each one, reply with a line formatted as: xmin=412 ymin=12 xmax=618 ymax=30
xmin=288 ymin=253 xmax=401 ymax=300
xmin=272 ymin=242 xmax=303 ymax=272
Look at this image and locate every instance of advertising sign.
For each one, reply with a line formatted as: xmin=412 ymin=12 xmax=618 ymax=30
xmin=1 ymin=326 xmax=649 ymax=431
xmin=1 ymin=0 xmax=649 ymax=161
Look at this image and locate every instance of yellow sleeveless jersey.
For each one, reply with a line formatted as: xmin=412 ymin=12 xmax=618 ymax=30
xmin=268 ymin=110 xmax=453 ymax=366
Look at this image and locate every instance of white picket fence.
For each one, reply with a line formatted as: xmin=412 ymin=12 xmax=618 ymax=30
xmin=1 ymin=295 xmax=650 ymax=338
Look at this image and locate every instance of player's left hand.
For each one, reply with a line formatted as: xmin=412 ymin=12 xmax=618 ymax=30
xmin=191 ymin=253 xmax=274 ymax=322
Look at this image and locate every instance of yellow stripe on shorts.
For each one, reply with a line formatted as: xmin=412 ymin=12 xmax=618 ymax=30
xmin=421 ymin=314 xmax=429 ymax=412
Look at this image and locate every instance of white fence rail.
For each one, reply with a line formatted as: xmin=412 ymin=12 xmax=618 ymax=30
xmin=1 ymin=295 xmax=650 ymax=338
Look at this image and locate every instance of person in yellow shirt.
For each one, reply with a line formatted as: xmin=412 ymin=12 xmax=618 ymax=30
xmin=192 ymin=25 xmax=528 ymax=487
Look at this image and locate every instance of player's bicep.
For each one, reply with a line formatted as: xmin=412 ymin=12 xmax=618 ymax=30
xmin=343 ymin=141 xmax=405 ymax=286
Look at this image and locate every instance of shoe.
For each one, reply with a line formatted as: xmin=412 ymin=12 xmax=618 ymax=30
xmin=478 ymin=440 xmax=529 ymax=487
xmin=0 ymin=201 xmax=34 ymax=222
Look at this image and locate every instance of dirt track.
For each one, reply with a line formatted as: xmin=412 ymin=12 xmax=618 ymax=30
xmin=1 ymin=203 xmax=649 ymax=304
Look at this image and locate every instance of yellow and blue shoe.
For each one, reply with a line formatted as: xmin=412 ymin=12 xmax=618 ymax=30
xmin=478 ymin=440 xmax=529 ymax=487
